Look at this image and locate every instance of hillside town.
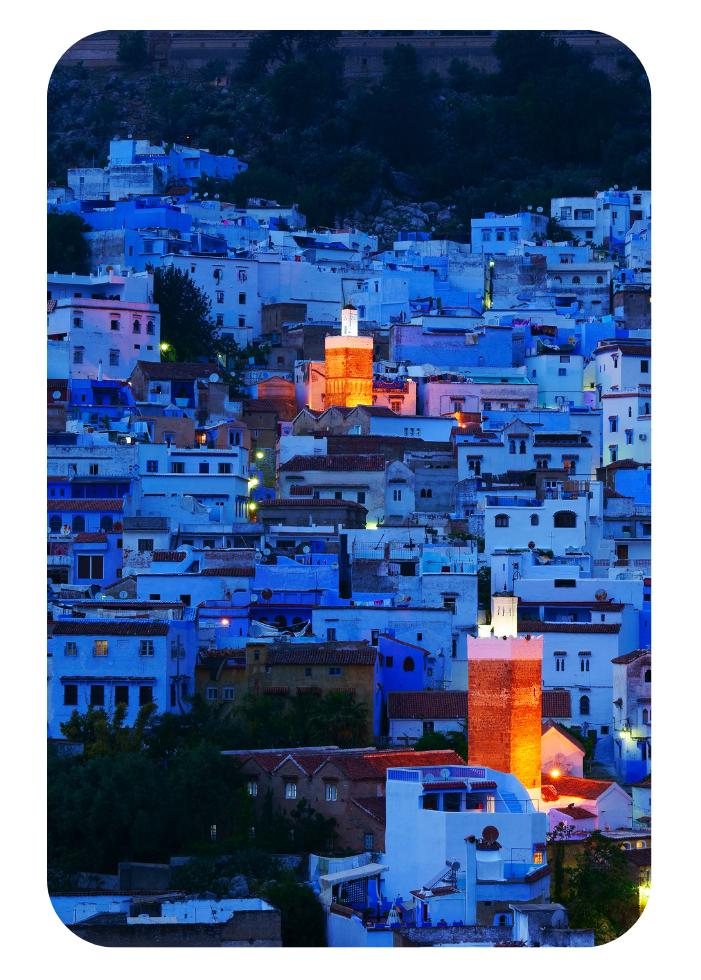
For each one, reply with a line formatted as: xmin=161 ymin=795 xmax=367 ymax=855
xmin=47 ymin=78 xmax=651 ymax=947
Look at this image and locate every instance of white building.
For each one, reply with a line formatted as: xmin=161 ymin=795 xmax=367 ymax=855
xmin=601 ymin=390 xmax=651 ymax=466
xmin=484 ymin=491 xmax=592 ymax=558
xmin=456 ymin=419 xmax=595 ymax=481
xmin=471 ymin=212 xmax=548 ymax=254
xmin=387 ymin=691 xmax=467 ymax=745
xmin=525 ymin=346 xmax=584 ymax=408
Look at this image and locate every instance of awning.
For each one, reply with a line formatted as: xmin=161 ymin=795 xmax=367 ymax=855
xmin=318 ymin=863 xmax=389 ymax=906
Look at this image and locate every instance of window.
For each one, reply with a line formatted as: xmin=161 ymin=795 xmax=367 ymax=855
xmin=139 ymin=640 xmax=154 ymax=657
xmin=496 ymin=230 xmax=505 ymax=241
xmin=304 ymin=667 xmax=313 ymax=677
xmin=110 ymin=319 xmax=120 ymax=331
xmin=133 ymin=320 xmax=141 ymax=334
xmin=443 ymin=597 xmax=456 ymax=614
xmin=219 ymin=463 xmax=232 ymax=474
xmin=77 ymin=555 xmax=103 ymax=579
xmin=115 ymin=686 xmax=129 ymax=705
xmin=72 ymin=515 xmax=86 ymax=534
xmin=326 ymin=783 xmax=338 ymax=801
xmin=238 ymin=292 xmax=246 ymax=305
xmin=206 ymin=687 xmax=218 ymax=700
xmin=371 ymin=630 xmax=379 ymax=646
xmin=329 ymin=667 xmax=342 ymax=676
xmin=171 ymin=462 xmax=184 ymax=474
xmin=199 ymin=462 xmax=210 ymax=473
xmin=139 ymin=686 xmax=153 ymax=706
xmin=495 ymin=514 xmax=509 ymax=527
xmin=579 ymin=695 xmax=590 ymax=716
xmin=146 ymin=459 xmax=159 ymax=473
xmin=483 ymin=402 xmax=491 ymax=411
xmin=403 ymin=657 xmax=415 ymax=672
xmin=147 ymin=320 xmax=155 ymax=335
xmin=422 ymin=721 xmax=435 ymax=734
xmin=73 ymin=316 xmax=82 ymax=329
xmin=509 ymin=440 xmax=516 ymax=454
xmin=137 ymin=539 xmax=154 ymax=551
xmin=180 ymin=595 xmax=191 ymax=607
xmin=285 ymin=782 xmax=298 ymax=799
xmin=73 ymin=348 xmax=84 ymax=364
xmin=334 ymin=491 xmax=343 ymax=500
xmin=216 ymin=291 xmax=224 ymax=304
xmin=558 ymin=368 xmax=567 ymax=376
xmin=554 ymin=578 xmax=576 ymax=588
xmin=610 ymin=447 xmax=618 ymax=463
xmin=636 ymin=840 xmax=646 ymax=849
xmin=554 ymin=511 xmax=577 ymax=528
xmin=364 ymin=833 xmax=374 ymax=851
xmin=100 ymin=516 xmax=113 ymax=531
xmin=481 ymin=230 xmax=491 ymax=242
xmin=596 ymin=275 xmax=604 ymax=284
xmin=357 ymin=491 xmax=366 ymax=504
xmin=509 ymin=229 xmax=518 ymax=241
xmin=609 ymin=417 xmax=618 ymax=433
xmin=580 ymin=658 xmax=590 ymax=672
xmin=555 ymin=657 xmax=565 ymax=671
xmin=644 ymin=669 xmax=651 ymax=683
xmin=327 ymin=628 xmax=337 ymax=641
xmin=238 ymin=316 xmax=246 ymax=327
xmin=385 ymin=657 xmax=394 ymax=668
xmin=64 ymin=684 xmax=78 ymax=705
xmin=49 ymin=515 xmax=62 ymax=532
xmin=90 ymin=685 xmax=105 ymax=706
xmin=640 ymin=360 xmax=649 ymax=373
xmin=633 ymin=194 xmax=642 ymax=205
xmin=170 ymin=684 xmax=177 ymax=708
xmin=246 ymin=780 xmax=258 ymax=797
xmin=109 ymin=350 xmax=119 ymax=366
xmin=393 ymin=489 xmax=402 ymax=501
xmin=63 ymin=641 xmax=78 ymax=657
xmin=92 ymin=640 xmax=108 ymax=657
xmin=572 ymin=276 xmax=580 ymax=285
xmin=626 ymin=430 xmax=633 ymax=445
xmin=238 ymin=269 xmax=248 ymax=282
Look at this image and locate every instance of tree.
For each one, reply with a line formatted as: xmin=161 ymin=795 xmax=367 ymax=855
xmin=412 ymin=724 xmax=467 ymax=761
xmin=307 ymin=691 xmax=369 ymax=747
xmin=47 ymin=208 xmax=92 ymax=275
xmin=477 ymin=565 xmax=492 ymax=621
xmin=153 ymin=265 xmax=217 ymax=361
xmin=234 ymin=692 xmax=295 ymax=748
xmin=117 ymin=31 xmax=149 ymax=68
xmin=565 ymin=831 xmax=639 ymax=943
xmin=59 ymin=702 xmax=157 ymax=758
xmin=198 ymin=59 xmax=230 ymax=85
xmin=263 ymin=880 xmax=326 ymax=946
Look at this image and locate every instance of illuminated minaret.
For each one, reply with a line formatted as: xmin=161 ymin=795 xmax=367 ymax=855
xmin=324 ymin=303 xmax=373 ymax=408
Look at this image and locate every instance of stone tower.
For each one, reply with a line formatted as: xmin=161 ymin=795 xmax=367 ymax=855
xmin=468 ymin=594 xmax=543 ymax=800
xmin=324 ymin=303 xmax=373 ymax=408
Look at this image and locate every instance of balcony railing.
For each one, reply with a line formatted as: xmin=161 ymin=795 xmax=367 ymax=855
xmin=47 ymin=554 xmax=72 ymax=566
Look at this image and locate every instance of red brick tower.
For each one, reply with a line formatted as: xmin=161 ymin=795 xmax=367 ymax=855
xmin=468 ymin=593 xmax=543 ymax=799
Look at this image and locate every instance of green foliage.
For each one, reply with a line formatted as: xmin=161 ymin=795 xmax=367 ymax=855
xmin=198 ymin=59 xmax=230 ymax=85
xmin=411 ymin=725 xmax=467 ymax=761
xmin=307 ymin=690 xmax=370 ymax=748
xmin=117 ymin=31 xmax=148 ymax=68
xmin=47 ymin=207 xmax=92 ymax=275
xmin=170 ymin=850 xmax=291 ymax=898
xmin=477 ymin=565 xmax=492 ymax=617
xmin=263 ymin=880 xmax=327 ymax=946
xmin=565 ymin=831 xmax=639 ymax=943
xmin=59 ymin=702 xmax=157 ymax=757
xmin=153 ymin=265 xmax=217 ymax=361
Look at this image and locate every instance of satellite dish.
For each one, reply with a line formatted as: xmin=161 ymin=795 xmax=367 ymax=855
xmin=261 ymin=588 xmax=273 ymax=601
xmin=595 ymin=588 xmax=608 ymax=601
xmin=208 ymin=373 xmax=219 ymax=382
xmin=127 ymin=133 xmax=133 ymax=138
xmin=536 ymin=206 xmax=543 ymax=213
xmin=251 ymin=594 xmax=258 ymax=602
xmin=440 ymin=768 xmax=451 ymax=778
xmin=528 ymin=541 xmax=535 ymax=550
xmin=119 ymin=591 xmax=128 ymax=599
xmin=264 ymin=548 xmax=271 ymax=556
xmin=214 ymin=194 xmax=220 ymax=200
xmin=555 ymin=752 xmax=566 ymax=766
xmin=255 ymin=551 xmax=263 ymax=559
xmin=482 ymin=825 xmax=499 ymax=843
xmin=52 ymin=390 xmax=62 ymax=400
xmin=228 ymin=149 xmax=235 ymax=156
xmin=613 ymin=184 xmax=619 ymax=190
xmin=332 ymin=562 xmax=339 ymax=570
xmin=551 ymin=909 xmax=567 ymax=928
xmin=424 ymin=773 xmax=434 ymax=783
xmin=249 ymin=622 xmax=262 ymax=637
xmin=448 ymin=860 xmax=461 ymax=871
xmin=204 ymin=192 xmax=209 ymax=198
xmin=302 ymin=546 xmax=310 ymax=553
xmin=527 ymin=205 xmax=533 ymax=211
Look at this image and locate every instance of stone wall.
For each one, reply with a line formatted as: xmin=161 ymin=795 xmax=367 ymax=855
xmin=68 ymin=909 xmax=282 ymax=946
xmin=399 ymin=923 xmax=512 ymax=946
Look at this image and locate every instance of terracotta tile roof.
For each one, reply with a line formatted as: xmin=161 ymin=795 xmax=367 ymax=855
xmin=133 ymin=361 xmax=221 ymax=381
xmin=200 ymin=566 xmax=253 ymax=576
xmin=423 ymin=780 xmax=466 ymax=790
xmin=626 ymin=849 xmax=651 ymax=867
xmin=553 ymin=805 xmax=597 ymax=820
xmin=600 ymin=458 xmax=648 ymax=471
xmin=379 ymin=635 xmax=430 ymax=655
xmin=326 ymin=436 xmax=452 ymax=457
xmin=327 ymin=756 xmax=384 ymax=780
xmin=524 ymin=866 xmax=551 ymax=883
xmin=596 ymin=343 xmax=651 ymax=356
xmin=258 ymin=498 xmax=368 ymax=509
xmin=52 ymin=621 xmax=170 ymax=636
xmin=520 ymin=621 xmax=621 ymax=634
xmin=152 ymin=551 xmax=186 ymax=562
xmin=241 ymin=398 xmax=281 ymax=416
xmin=542 ymin=690 xmax=571 ymax=718
xmin=541 ymin=772 xmax=615 ymax=800
xmin=541 ymin=785 xmax=560 ymax=802
xmin=279 ymin=454 xmax=385 ymax=472
xmin=611 ymin=649 xmax=650 ymax=664
xmin=290 ymin=485 xmax=314 ymax=495
xmin=355 ymin=406 xmax=399 ymax=417
xmin=72 ymin=532 xmax=108 ymax=543
xmin=630 ymin=775 xmax=651 ymax=788
xmin=263 ymin=686 xmax=289 ymax=695
xmin=267 ymin=644 xmax=376 ymax=666
xmin=387 ymin=691 xmax=468 ymax=720
xmin=470 ymin=781 xmax=497 ymax=790
xmin=365 ymin=749 xmax=465 ymax=776
xmin=542 ymin=720 xmax=585 ymax=753
xmin=603 ymin=487 xmax=627 ymax=498
xmin=349 ymin=797 xmax=386 ymax=823
xmin=47 ymin=500 xmax=124 ymax=512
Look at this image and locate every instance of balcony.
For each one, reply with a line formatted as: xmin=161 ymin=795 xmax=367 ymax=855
xmin=486 ymin=496 xmax=541 ymax=508
xmin=48 ymin=554 xmax=72 ymax=566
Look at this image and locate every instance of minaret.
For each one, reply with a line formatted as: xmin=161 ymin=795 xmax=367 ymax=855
xmin=468 ymin=592 xmax=543 ymax=801
xmin=324 ymin=302 xmax=373 ymax=408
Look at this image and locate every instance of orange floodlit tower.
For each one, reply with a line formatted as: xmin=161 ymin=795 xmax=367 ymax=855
xmin=324 ymin=303 xmax=373 ymax=408
xmin=468 ymin=592 xmax=544 ymax=802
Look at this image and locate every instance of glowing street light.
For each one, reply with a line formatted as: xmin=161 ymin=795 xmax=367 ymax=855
xmin=220 ymin=618 xmax=230 ymax=626
xmin=550 ymin=769 xmax=560 ymax=778
xmin=256 ymin=451 xmax=265 ymax=459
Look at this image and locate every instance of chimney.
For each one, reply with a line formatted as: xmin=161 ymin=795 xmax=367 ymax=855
xmin=97 ymin=359 xmax=103 ymax=382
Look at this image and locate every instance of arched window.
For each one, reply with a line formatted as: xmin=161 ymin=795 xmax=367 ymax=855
xmin=554 ymin=511 xmax=577 ymax=528
xmin=273 ymin=615 xmax=287 ymax=629
xmin=100 ymin=515 xmax=113 ymax=532
xmin=146 ymin=319 xmax=155 ymax=335
xmin=72 ymin=515 xmax=85 ymax=532
xmin=554 ymin=276 xmax=562 ymax=284
xmin=572 ymin=276 xmax=581 ymax=285
xmin=642 ymin=708 xmax=648 ymax=724
xmin=495 ymin=514 xmax=509 ymax=527
xmin=644 ymin=669 xmax=651 ymax=682
xmin=519 ymin=440 xmax=526 ymax=454
xmin=420 ymin=488 xmax=427 ymax=497
xmin=621 ymin=842 xmax=631 ymax=850
xmin=636 ymin=840 xmax=646 ymax=849
xmin=426 ymin=488 xmax=432 ymax=498
xmin=49 ymin=515 xmax=62 ymax=532
xmin=498 ymin=915 xmax=507 ymax=926
xmin=133 ymin=319 xmax=141 ymax=333
xmin=292 ymin=617 xmax=303 ymax=626
xmin=403 ymin=656 xmax=415 ymax=672
xmin=530 ymin=514 xmax=539 ymax=526
xmin=596 ymin=275 xmax=604 ymax=284
xmin=579 ymin=695 xmax=590 ymax=716
xmin=509 ymin=440 xmax=516 ymax=454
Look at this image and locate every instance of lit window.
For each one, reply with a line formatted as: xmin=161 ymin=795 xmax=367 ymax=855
xmin=247 ymin=780 xmax=258 ymax=797
xmin=285 ymin=782 xmax=297 ymax=799
xmin=326 ymin=784 xmax=338 ymax=801
xmin=93 ymin=640 xmax=108 ymax=657
xmin=64 ymin=642 xmax=77 ymax=656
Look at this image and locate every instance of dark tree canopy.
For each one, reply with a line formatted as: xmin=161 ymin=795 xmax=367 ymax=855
xmin=153 ymin=265 xmax=217 ymax=362
xmin=47 ymin=208 xmax=92 ymax=275
xmin=116 ymin=31 xmax=149 ymax=68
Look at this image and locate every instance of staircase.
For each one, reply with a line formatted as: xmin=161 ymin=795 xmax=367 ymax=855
xmin=500 ymin=792 xmax=523 ymax=813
